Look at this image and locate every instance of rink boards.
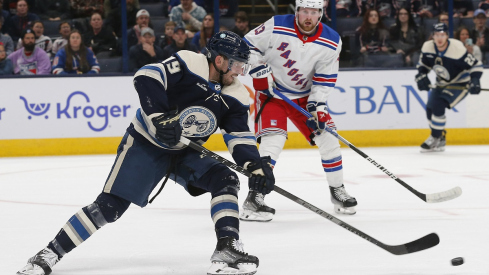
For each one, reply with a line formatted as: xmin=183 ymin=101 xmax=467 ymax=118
xmin=0 ymin=69 xmax=488 ymax=157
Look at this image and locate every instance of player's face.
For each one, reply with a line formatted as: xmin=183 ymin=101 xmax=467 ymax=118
xmin=297 ymin=7 xmax=320 ymax=32
xmin=32 ymin=22 xmax=44 ymax=37
xmin=69 ymin=32 xmax=82 ymax=49
xmin=433 ymin=32 xmax=448 ymax=47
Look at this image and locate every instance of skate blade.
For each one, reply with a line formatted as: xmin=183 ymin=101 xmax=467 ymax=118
xmin=207 ymin=262 xmax=257 ymax=275
xmin=420 ymin=147 xmax=445 ymax=153
xmin=239 ymin=209 xmax=273 ymax=222
xmin=17 ymin=264 xmax=46 ymax=275
xmin=334 ymin=205 xmax=356 ymax=215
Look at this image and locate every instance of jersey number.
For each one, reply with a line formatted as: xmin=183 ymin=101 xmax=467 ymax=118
xmin=164 ymin=57 xmax=181 ymax=74
xmin=464 ymin=54 xmax=476 ymax=66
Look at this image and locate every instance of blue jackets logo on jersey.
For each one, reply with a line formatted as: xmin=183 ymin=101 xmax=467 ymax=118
xmin=180 ymin=106 xmax=217 ymax=137
xmin=19 ymin=96 xmax=51 ymax=119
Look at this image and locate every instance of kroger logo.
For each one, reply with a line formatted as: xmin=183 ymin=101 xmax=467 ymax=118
xmin=20 ymin=91 xmax=132 ymax=132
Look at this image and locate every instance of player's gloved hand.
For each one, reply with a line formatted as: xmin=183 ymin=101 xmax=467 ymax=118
xmin=246 ymin=156 xmax=275 ymax=195
xmin=306 ymin=102 xmax=330 ymax=131
xmin=151 ymin=110 xmax=182 ymax=147
xmin=468 ymin=78 xmax=481 ymax=95
xmin=250 ymin=63 xmax=275 ymax=98
xmin=415 ymin=73 xmax=431 ymax=91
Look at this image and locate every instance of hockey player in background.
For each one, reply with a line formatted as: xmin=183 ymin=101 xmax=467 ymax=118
xmin=416 ymin=23 xmax=483 ymax=152
xmin=16 ymin=31 xmax=274 ymax=275
xmin=240 ymin=0 xmax=358 ymax=222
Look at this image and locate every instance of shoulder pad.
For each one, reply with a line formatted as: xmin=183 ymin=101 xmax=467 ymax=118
xmin=421 ymin=40 xmax=436 ymax=54
xmin=175 ymin=50 xmax=209 ymax=81
xmin=445 ymin=39 xmax=467 ymax=59
xmin=221 ymin=78 xmax=250 ymax=106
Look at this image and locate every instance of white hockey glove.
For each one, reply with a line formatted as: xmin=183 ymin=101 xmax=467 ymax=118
xmin=306 ymin=102 xmax=334 ymax=131
xmin=249 ymin=64 xmax=275 ymax=98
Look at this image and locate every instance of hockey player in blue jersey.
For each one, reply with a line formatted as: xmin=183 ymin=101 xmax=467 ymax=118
xmin=416 ymin=23 xmax=483 ymax=152
xmin=16 ymin=31 xmax=274 ymax=275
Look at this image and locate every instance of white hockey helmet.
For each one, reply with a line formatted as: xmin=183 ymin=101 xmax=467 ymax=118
xmin=296 ymin=0 xmax=323 ymax=10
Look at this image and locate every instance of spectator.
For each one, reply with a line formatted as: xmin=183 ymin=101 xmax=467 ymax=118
xmin=324 ymin=0 xmax=360 ymax=18
xmin=53 ymin=29 xmax=100 ymax=74
xmin=16 ymin=21 xmax=53 ymax=57
xmin=445 ymin=0 xmax=474 ymax=18
xmin=191 ymin=13 xmax=213 ymax=50
xmin=204 ymin=0 xmax=237 ymax=17
xmin=361 ymin=0 xmax=397 ymax=18
xmin=470 ymin=9 xmax=489 ymax=58
xmin=411 ymin=0 xmax=442 ymax=18
xmin=127 ymin=9 xmax=150 ymax=50
xmin=36 ymin=0 xmax=70 ymax=21
xmin=162 ymin=23 xmax=198 ymax=59
xmin=8 ymin=29 xmax=50 ymax=74
xmin=0 ymin=43 xmax=13 ymax=74
xmin=1 ymin=1 xmax=10 ymax=33
xmin=479 ymin=0 xmax=489 ymax=12
xmin=321 ymin=0 xmax=332 ymax=27
xmin=106 ymin=0 xmax=139 ymax=37
xmin=169 ymin=0 xmax=206 ymax=32
xmin=0 ymin=18 xmax=14 ymax=55
xmin=70 ymin=0 xmax=104 ymax=19
xmin=356 ymin=9 xmax=389 ymax=56
xmin=456 ymin=26 xmax=482 ymax=61
xmin=2 ymin=0 xmax=36 ymax=16
xmin=230 ymin=11 xmax=249 ymax=38
xmin=388 ymin=8 xmax=423 ymax=66
xmin=104 ymin=0 xmax=139 ymax=18
xmin=128 ymin=27 xmax=164 ymax=72
xmin=52 ymin=21 xmax=71 ymax=55
xmin=83 ymin=12 xmax=117 ymax=56
xmin=5 ymin=0 xmax=40 ymax=42
xmin=158 ymin=20 xmax=176 ymax=49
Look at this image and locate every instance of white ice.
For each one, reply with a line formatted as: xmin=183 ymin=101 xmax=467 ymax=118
xmin=1 ymin=145 xmax=488 ymax=275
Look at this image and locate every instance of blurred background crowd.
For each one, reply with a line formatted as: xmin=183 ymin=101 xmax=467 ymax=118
xmin=0 ymin=0 xmax=488 ymax=75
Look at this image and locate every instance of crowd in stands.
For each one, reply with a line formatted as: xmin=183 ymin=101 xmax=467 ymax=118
xmin=0 ymin=0 xmax=488 ymax=76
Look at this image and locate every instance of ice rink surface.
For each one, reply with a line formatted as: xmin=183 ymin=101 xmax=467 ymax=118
xmin=1 ymin=145 xmax=488 ymax=275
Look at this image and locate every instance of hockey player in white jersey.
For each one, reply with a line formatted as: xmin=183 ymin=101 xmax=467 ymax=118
xmin=416 ymin=23 xmax=483 ymax=152
xmin=240 ymin=0 xmax=357 ymax=222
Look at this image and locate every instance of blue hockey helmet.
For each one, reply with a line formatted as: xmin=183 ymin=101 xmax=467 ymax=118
xmin=433 ymin=23 xmax=448 ymax=33
xmin=205 ymin=31 xmax=251 ymax=75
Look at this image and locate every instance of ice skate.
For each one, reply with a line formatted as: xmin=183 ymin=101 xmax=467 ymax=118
xmin=330 ymin=185 xmax=357 ymax=215
xmin=17 ymin=247 xmax=59 ymax=275
xmin=239 ymin=191 xmax=275 ymax=222
xmin=420 ymin=131 xmax=446 ymax=153
xmin=207 ymin=236 xmax=259 ymax=275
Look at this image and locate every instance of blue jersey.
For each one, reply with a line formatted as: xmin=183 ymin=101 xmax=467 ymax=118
xmin=417 ymin=38 xmax=483 ymax=86
xmin=130 ymin=50 xmax=260 ymax=167
xmin=52 ymin=47 xmax=100 ymax=74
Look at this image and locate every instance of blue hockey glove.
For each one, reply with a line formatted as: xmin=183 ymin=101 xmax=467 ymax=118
xmin=468 ymin=78 xmax=481 ymax=95
xmin=250 ymin=64 xmax=275 ymax=98
xmin=246 ymin=156 xmax=275 ymax=195
xmin=415 ymin=73 xmax=431 ymax=91
xmin=152 ymin=110 xmax=182 ymax=147
xmin=306 ymin=102 xmax=331 ymax=131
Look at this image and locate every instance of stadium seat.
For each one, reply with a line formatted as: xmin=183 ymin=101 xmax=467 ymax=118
xmin=42 ymin=20 xmax=65 ymax=37
xmin=459 ymin=18 xmax=475 ymax=30
xmin=337 ymin=17 xmax=363 ymax=35
xmin=98 ymin=57 xmax=122 ymax=73
xmin=219 ymin=17 xmax=235 ymax=30
xmin=364 ymin=54 xmax=405 ymax=68
xmin=141 ymin=2 xmax=165 ymax=17
xmin=151 ymin=17 xmax=168 ymax=34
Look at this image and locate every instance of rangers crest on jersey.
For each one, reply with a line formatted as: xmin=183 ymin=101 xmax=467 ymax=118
xmin=180 ymin=106 xmax=217 ymax=137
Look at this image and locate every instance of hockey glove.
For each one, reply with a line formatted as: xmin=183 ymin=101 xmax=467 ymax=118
xmin=415 ymin=73 xmax=431 ymax=91
xmin=246 ymin=156 xmax=275 ymax=195
xmin=468 ymin=78 xmax=481 ymax=95
xmin=250 ymin=64 xmax=275 ymax=98
xmin=151 ymin=110 xmax=182 ymax=147
xmin=306 ymin=102 xmax=332 ymax=131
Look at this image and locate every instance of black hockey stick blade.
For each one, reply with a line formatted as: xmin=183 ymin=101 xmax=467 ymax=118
xmin=180 ymin=137 xmax=440 ymax=255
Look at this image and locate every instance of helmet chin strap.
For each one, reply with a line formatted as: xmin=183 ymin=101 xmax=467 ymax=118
xmin=211 ymin=58 xmax=229 ymax=86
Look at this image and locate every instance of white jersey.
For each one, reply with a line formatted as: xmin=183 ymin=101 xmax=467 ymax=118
xmin=244 ymin=14 xmax=342 ymax=103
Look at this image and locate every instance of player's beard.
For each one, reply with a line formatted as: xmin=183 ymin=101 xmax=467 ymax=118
xmin=24 ymin=42 xmax=36 ymax=52
xmin=221 ymin=71 xmax=235 ymax=86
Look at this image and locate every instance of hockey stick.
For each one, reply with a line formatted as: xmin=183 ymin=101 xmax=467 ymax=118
xmin=429 ymin=85 xmax=489 ymax=91
xmin=272 ymin=89 xmax=462 ymax=203
xmin=179 ymin=136 xmax=440 ymax=255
